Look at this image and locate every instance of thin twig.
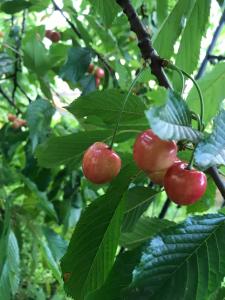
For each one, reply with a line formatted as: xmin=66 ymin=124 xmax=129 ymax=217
xmin=12 ymin=10 xmax=27 ymax=101
xmin=0 ymin=86 xmax=22 ymax=114
xmin=159 ymin=198 xmax=170 ymax=219
xmin=196 ymin=10 xmax=225 ymax=79
xmin=18 ymin=84 xmax=32 ymax=103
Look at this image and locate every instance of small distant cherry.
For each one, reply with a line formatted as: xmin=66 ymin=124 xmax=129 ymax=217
xmin=45 ymin=30 xmax=52 ymax=39
xmin=88 ymin=63 xmax=95 ymax=74
xmin=95 ymin=68 xmax=105 ymax=79
xmin=8 ymin=113 xmax=17 ymax=122
xmin=82 ymin=142 xmax=121 ymax=184
xmin=164 ymin=161 xmax=207 ymax=205
xmin=50 ymin=31 xmax=61 ymax=43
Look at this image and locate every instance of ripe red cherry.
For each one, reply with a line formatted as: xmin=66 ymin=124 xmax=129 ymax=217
xmin=95 ymin=76 xmax=101 ymax=88
xmin=95 ymin=68 xmax=105 ymax=79
xmin=45 ymin=30 xmax=52 ymax=39
xmin=133 ymin=129 xmax=178 ymax=173
xmin=88 ymin=63 xmax=95 ymax=73
xmin=50 ymin=31 xmax=61 ymax=43
xmin=164 ymin=161 xmax=207 ymax=205
xmin=148 ymin=158 xmax=181 ymax=185
xmin=8 ymin=113 xmax=17 ymax=122
xmin=82 ymin=142 xmax=121 ymax=184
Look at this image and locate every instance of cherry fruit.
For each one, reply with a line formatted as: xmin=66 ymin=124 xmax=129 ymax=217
xmin=133 ymin=129 xmax=178 ymax=173
xmin=50 ymin=31 xmax=61 ymax=43
xmin=8 ymin=113 xmax=17 ymax=122
xmin=45 ymin=30 xmax=52 ymax=39
xmin=95 ymin=68 xmax=105 ymax=79
xmin=88 ymin=63 xmax=95 ymax=74
xmin=164 ymin=161 xmax=207 ymax=205
xmin=82 ymin=142 xmax=121 ymax=184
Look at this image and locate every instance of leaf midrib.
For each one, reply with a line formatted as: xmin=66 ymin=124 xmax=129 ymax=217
xmin=154 ymin=218 xmax=225 ymax=297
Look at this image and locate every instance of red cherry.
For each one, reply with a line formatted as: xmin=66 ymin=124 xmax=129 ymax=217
xmin=95 ymin=68 xmax=105 ymax=79
xmin=133 ymin=129 xmax=178 ymax=173
xmin=88 ymin=63 xmax=94 ymax=74
xmin=50 ymin=31 xmax=61 ymax=43
xmin=8 ymin=113 xmax=17 ymax=122
xmin=95 ymin=76 xmax=101 ymax=88
xmin=45 ymin=30 xmax=52 ymax=39
xmin=148 ymin=158 xmax=181 ymax=185
xmin=164 ymin=161 xmax=207 ymax=205
xmin=82 ymin=142 xmax=121 ymax=184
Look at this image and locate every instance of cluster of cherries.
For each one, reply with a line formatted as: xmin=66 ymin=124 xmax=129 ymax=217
xmin=8 ymin=113 xmax=27 ymax=129
xmin=88 ymin=63 xmax=105 ymax=88
xmin=45 ymin=29 xmax=61 ymax=43
xmin=82 ymin=129 xmax=207 ymax=206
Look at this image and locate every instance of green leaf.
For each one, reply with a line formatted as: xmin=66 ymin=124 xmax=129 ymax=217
xmin=88 ymin=0 xmax=120 ymax=27
xmin=153 ymin=0 xmax=195 ymax=59
xmin=209 ymin=287 xmax=225 ymax=300
xmin=187 ymin=62 xmax=225 ymax=124
xmin=0 ymin=230 xmax=20 ymax=299
xmin=122 ymin=187 xmax=158 ymax=232
xmin=130 ymin=214 xmax=225 ymax=300
xmin=61 ymin=163 xmax=138 ymax=300
xmin=174 ymin=0 xmax=210 ymax=81
xmin=26 ymin=97 xmax=55 ymax=151
xmin=195 ymin=109 xmax=225 ymax=168
xmin=187 ymin=177 xmax=216 ymax=213
xmin=146 ymin=90 xmax=203 ymax=142
xmin=87 ymin=247 xmax=142 ymax=300
xmin=43 ymin=228 xmax=68 ymax=262
xmin=0 ymin=53 xmax=14 ymax=76
xmin=120 ymin=217 xmax=174 ymax=249
xmin=23 ymin=39 xmax=49 ymax=76
xmin=35 ymin=130 xmax=114 ymax=168
xmin=60 ymin=47 xmax=92 ymax=84
xmin=1 ymin=0 xmax=31 ymax=14
xmin=68 ymin=89 xmax=148 ymax=130
xmin=156 ymin=0 xmax=168 ymax=25
xmin=39 ymin=239 xmax=62 ymax=282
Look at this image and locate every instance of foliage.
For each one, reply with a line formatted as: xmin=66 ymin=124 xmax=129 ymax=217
xmin=0 ymin=0 xmax=224 ymax=299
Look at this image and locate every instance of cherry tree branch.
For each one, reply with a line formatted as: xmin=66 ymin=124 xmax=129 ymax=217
xmin=0 ymin=86 xmax=22 ymax=114
xmin=116 ymin=0 xmax=225 ymax=205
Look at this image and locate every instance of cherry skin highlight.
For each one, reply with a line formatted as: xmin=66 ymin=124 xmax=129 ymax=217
xmin=164 ymin=161 xmax=207 ymax=205
xmin=82 ymin=142 xmax=121 ymax=184
xmin=95 ymin=68 xmax=105 ymax=79
xmin=133 ymin=129 xmax=178 ymax=173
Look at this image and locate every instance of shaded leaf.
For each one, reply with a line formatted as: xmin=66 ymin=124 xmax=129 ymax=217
xmin=1 ymin=0 xmax=31 ymax=14
xmin=87 ymin=247 xmax=143 ymax=300
xmin=120 ymin=217 xmax=174 ymax=249
xmin=61 ymin=163 xmax=138 ymax=300
xmin=60 ymin=47 xmax=92 ymax=84
xmin=122 ymin=187 xmax=158 ymax=232
xmin=26 ymin=97 xmax=55 ymax=151
xmin=130 ymin=214 xmax=225 ymax=300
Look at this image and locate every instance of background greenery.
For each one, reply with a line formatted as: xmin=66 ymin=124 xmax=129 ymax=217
xmin=0 ymin=0 xmax=225 ymax=299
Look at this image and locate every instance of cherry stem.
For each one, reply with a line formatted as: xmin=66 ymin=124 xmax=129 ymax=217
xmin=109 ymin=67 xmax=146 ymax=149
xmin=166 ymin=63 xmax=205 ymax=132
xmin=173 ymin=67 xmax=185 ymax=95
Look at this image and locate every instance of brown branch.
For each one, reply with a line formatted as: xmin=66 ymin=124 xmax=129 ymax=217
xmin=116 ymin=0 xmax=171 ymax=88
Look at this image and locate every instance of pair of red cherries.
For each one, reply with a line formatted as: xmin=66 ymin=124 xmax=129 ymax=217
xmin=82 ymin=129 xmax=207 ymax=205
